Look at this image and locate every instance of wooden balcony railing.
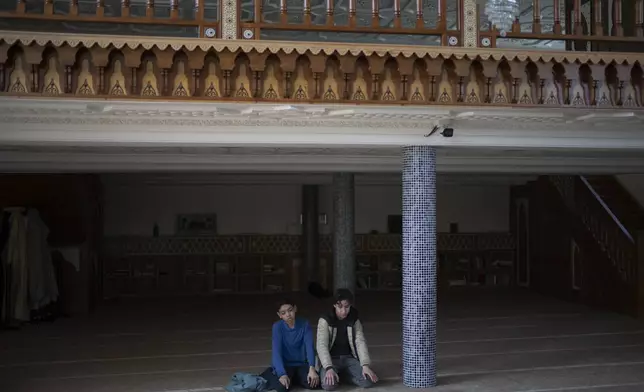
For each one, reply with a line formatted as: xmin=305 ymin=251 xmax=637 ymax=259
xmin=0 ymin=0 xmax=465 ymax=45
xmin=0 ymin=0 xmax=219 ymax=38
xmin=238 ymin=0 xmax=464 ymax=46
xmin=478 ymin=0 xmax=644 ymax=52
xmin=1 ymin=0 xmax=644 ymax=52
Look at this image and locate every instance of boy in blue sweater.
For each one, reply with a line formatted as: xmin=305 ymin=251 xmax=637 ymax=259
xmin=260 ymin=298 xmax=320 ymax=391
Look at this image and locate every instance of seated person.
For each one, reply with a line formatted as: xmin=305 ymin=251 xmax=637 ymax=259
xmin=260 ymin=298 xmax=320 ymax=391
xmin=316 ymin=289 xmax=378 ymax=390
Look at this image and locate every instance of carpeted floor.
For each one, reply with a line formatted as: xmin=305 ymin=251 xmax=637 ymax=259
xmin=2 ymin=288 xmax=644 ymax=391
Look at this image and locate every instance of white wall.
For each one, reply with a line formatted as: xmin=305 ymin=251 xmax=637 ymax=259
xmin=616 ymin=175 xmax=644 ymax=208
xmin=103 ymin=182 xmax=510 ymax=236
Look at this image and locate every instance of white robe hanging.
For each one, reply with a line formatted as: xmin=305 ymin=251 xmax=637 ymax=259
xmin=1 ymin=209 xmax=29 ymax=322
xmin=26 ymin=209 xmax=58 ymax=310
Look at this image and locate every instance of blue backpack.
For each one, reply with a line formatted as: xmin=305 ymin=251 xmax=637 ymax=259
xmin=224 ymin=372 xmax=268 ymax=392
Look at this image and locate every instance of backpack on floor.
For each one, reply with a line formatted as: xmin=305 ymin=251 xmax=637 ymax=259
xmin=224 ymin=372 xmax=268 ymax=392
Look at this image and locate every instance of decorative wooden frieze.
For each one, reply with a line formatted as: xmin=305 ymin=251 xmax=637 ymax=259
xmin=590 ymin=64 xmax=610 ymax=107
xmin=616 ymin=64 xmax=638 ymax=107
xmin=564 ymin=63 xmax=587 ymax=107
xmin=509 ymin=60 xmax=530 ymax=104
xmin=2 ymin=33 xmax=644 ymax=109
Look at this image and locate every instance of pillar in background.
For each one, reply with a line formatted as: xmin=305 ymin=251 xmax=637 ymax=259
xmin=333 ymin=173 xmax=355 ymax=294
xmin=301 ymin=185 xmax=319 ymax=283
xmin=402 ymin=146 xmax=437 ymax=388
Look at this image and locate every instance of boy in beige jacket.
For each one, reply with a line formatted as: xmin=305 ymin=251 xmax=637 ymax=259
xmin=316 ymin=289 xmax=379 ymax=390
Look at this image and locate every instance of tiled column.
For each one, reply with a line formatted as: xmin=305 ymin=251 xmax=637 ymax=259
xmin=333 ymin=173 xmax=355 ymax=293
xmin=402 ymin=146 xmax=437 ymax=388
xmin=302 ymin=185 xmax=319 ymax=282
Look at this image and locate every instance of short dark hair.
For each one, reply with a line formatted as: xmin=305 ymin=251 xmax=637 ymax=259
xmin=335 ymin=288 xmax=354 ymax=304
xmin=277 ymin=298 xmax=295 ymax=310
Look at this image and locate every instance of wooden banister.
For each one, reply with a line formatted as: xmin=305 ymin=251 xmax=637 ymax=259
xmin=532 ymin=0 xmax=541 ymax=33
xmin=550 ymin=175 xmax=639 ymax=316
xmin=393 ymin=0 xmax=401 ymax=29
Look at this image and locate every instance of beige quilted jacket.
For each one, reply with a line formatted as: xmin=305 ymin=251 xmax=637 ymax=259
xmin=316 ymin=314 xmax=372 ymax=370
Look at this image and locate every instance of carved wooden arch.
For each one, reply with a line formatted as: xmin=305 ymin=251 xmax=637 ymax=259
xmin=170 ymin=50 xmax=191 ymax=97
xmin=138 ymin=50 xmax=160 ymax=97
xmin=381 ymin=56 xmax=402 ymax=101
xmin=231 ymin=51 xmax=252 ymax=98
xmin=104 ymin=49 xmax=128 ymax=96
xmin=73 ymin=47 xmax=95 ymax=95
xmin=4 ymin=43 xmax=28 ymax=93
xmin=262 ymin=53 xmax=283 ymax=100
xmin=408 ymin=57 xmax=429 ymax=102
xmin=202 ymin=50 xmax=223 ymax=99
xmin=351 ymin=55 xmax=372 ymax=101
xmin=291 ymin=54 xmax=313 ymax=100
xmin=317 ymin=55 xmax=340 ymax=101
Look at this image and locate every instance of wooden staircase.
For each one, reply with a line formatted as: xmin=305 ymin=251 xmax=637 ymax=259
xmin=546 ymin=175 xmax=640 ymax=316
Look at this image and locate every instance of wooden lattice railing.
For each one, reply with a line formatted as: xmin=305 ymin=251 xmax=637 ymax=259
xmin=240 ymin=0 xmax=463 ymax=46
xmin=0 ymin=0 xmax=219 ymax=37
xmin=1 ymin=0 xmax=644 ymax=51
xmin=479 ymin=0 xmax=644 ymax=51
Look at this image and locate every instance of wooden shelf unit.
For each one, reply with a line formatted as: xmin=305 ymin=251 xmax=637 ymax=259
xmin=102 ymin=233 xmax=515 ymax=297
xmin=356 ymin=253 xmax=402 ymax=290
xmin=104 ymin=253 xmax=295 ymax=297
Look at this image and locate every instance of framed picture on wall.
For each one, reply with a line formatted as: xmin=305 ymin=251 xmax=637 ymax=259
xmin=176 ymin=213 xmax=217 ymax=236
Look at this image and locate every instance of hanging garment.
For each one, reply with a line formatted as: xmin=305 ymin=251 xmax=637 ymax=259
xmin=0 ymin=211 xmax=10 ymax=323
xmin=26 ymin=209 xmax=58 ymax=311
xmin=1 ymin=209 xmax=29 ymax=323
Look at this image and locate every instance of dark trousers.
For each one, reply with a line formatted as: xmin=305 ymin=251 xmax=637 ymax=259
xmin=321 ymin=356 xmax=374 ymax=390
xmin=261 ymin=365 xmax=319 ymax=392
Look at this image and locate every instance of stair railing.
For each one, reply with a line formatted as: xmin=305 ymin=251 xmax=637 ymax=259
xmin=580 ymin=176 xmax=634 ymax=243
xmin=550 ymin=175 xmax=637 ymax=286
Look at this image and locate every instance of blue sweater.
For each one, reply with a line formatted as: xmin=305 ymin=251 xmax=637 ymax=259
xmin=271 ymin=318 xmax=316 ymax=377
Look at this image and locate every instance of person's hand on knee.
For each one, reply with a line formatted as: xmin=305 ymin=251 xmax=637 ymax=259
xmin=279 ymin=375 xmax=290 ymax=389
xmin=324 ymin=368 xmax=339 ymax=387
xmin=307 ymin=367 xmax=320 ymax=388
xmin=362 ymin=365 xmax=379 ymax=383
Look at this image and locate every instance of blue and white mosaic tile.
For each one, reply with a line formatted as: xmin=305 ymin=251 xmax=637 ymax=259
xmin=401 ymin=145 xmax=437 ymax=388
